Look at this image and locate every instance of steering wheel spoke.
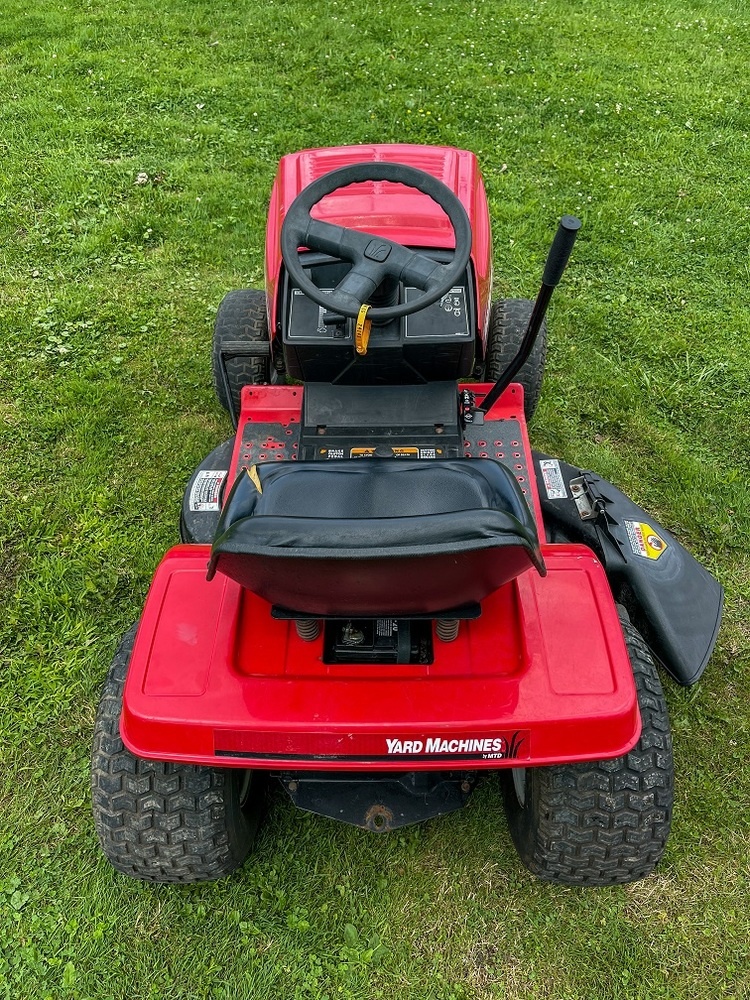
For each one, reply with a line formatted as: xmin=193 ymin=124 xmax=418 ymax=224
xmin=333 ymin=262 xmax=384 ymax=307
xmin=303 ymin=219 xmax=371 ymax=264
xmin=382 ymin=244 xmax=446 ymax=291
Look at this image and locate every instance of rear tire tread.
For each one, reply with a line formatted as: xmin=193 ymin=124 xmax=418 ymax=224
xmin=91 ymin=625 xmax=260 ymax=883
xmin=501 ymin=615 xmax=673 ymax=886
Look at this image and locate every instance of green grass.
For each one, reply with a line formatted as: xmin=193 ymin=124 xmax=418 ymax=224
xmin=2 ymin=0 xmax=750 ymax=997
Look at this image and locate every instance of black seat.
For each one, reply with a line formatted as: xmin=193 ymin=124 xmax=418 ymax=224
xmin=207 ymin=459 xmax=545 ymax=616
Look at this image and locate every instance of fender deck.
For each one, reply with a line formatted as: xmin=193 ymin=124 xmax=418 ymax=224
xmin=121 ymin=542 xmax=639 ymax=770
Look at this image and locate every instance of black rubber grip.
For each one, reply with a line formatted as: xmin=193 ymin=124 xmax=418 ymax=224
xmin=541 ymin=215 xmax=581 ymax=287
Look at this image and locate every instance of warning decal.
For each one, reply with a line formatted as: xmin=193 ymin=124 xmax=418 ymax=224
xmin=539 ymin=459 xmax=568 ymax=499
xmin=624 ymin=520 xmax=669 ymax=560
xmin=344 ymin=446 xmax=443 ymax=459
xmin=189 ymin=470 xmax=227 ymax=512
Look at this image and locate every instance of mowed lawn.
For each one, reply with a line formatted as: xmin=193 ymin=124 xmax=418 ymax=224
xmin=1 ymin=1 xmax=749 ymax=997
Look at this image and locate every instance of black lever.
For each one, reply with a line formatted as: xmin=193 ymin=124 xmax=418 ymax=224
xmin=477 ymin=215 xmax=581 ymax=415
xmin=542 ymin=214 xmax=582 ymax=287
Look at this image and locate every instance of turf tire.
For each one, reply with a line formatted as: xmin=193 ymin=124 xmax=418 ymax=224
xmin=212 ymin=288 xmax=271 ymax=422
xmin=485 ymin=298 xmax=547 ymax=421
xmin=91 ymin=624 xmax=264 ymax=883
xmin=500 ymin=612 xmax=673 ymax=886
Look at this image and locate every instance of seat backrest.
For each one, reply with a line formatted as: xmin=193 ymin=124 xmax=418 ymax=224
xmin=208 ymin=459 xmax=545 ymax=616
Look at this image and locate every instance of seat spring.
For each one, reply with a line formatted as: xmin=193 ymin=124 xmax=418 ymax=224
xmin=436 ymin=619 xmax=460 ymax=642
xmin=295 ymin=619 xmax=321 ymax=642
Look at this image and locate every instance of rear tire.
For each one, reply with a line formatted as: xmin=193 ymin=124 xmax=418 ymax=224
xmin=485 ymin=298 xmax=546 ymax=421
xmin=500 ymin=613 xmax=673 ymax=885
xmin=91 ymin=624 xmax=264 ymax=883
xmin=212 ymin=289 xmax=271 ymax=422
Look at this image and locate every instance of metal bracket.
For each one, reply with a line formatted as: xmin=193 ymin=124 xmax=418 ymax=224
xmin=569 ymin=475 xmax=607 ymax=521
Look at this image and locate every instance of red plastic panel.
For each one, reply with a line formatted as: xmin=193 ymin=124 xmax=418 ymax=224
xmin=528 ymin=566 xmax=615 ymax=695
xmin=229 ymin=385 xmax=302 ymax=476
xmin=465 ymin=382 xmax=544 ymax=527
xmin=142 ymin=570 xmax=224 ymax=697
xmin=121 ymin=544 xmax=639 ymax=771
xmin=264 ymin=144 xmax=492 ymax=340
xmin=233 ymin=583 xmax=524 ymax=682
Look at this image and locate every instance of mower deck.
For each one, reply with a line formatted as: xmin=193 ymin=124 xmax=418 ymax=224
xmin=121 ymin=384 xmax=640 ymax=771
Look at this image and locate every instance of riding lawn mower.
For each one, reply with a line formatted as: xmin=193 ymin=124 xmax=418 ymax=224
xmin=91 ymin=144 xmax=723 ymax=886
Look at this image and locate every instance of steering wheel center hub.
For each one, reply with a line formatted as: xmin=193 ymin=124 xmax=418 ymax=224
xmin=364 ymin=239 xmax=393 ymax=262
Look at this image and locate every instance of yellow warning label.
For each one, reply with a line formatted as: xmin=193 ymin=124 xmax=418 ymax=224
xmin=392 ymin=447 xmax=419 ymax=458
xmin=350 ymin=447 xmax=376 ymax=458
xmin=625 ymin=520 xmax=668 ymax=560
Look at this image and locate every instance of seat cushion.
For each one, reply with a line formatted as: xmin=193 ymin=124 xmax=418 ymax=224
xmin=208 ymin=459 xmax=545 ymax=615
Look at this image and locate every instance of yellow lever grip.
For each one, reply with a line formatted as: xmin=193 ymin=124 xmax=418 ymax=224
xmin=355 ymin=304 xmax=372 ymax=355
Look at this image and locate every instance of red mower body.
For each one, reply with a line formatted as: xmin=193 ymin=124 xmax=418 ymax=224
xmin=93 ymin=141 xmax=722 ymax=885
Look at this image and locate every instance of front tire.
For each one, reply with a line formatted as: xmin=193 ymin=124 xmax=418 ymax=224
xmin=500 ymin=614 xmax=673 ymax=886
xmin=91 ymin=625 xmax=264 ymax=883
xmin=211 ymin=288 xmax=271 ymax=423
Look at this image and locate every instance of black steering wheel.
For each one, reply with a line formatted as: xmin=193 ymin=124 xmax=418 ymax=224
xmin=280 ymin=162 xmax=472 ymax=322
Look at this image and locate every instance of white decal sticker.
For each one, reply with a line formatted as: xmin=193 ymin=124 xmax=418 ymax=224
xmin=539 ymin=459 xmax=567 ymax=499
xmin=189 ymin=470 xmax=227 ymax=512
xmin=439 ymin=288 xmax=465 ymax=318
